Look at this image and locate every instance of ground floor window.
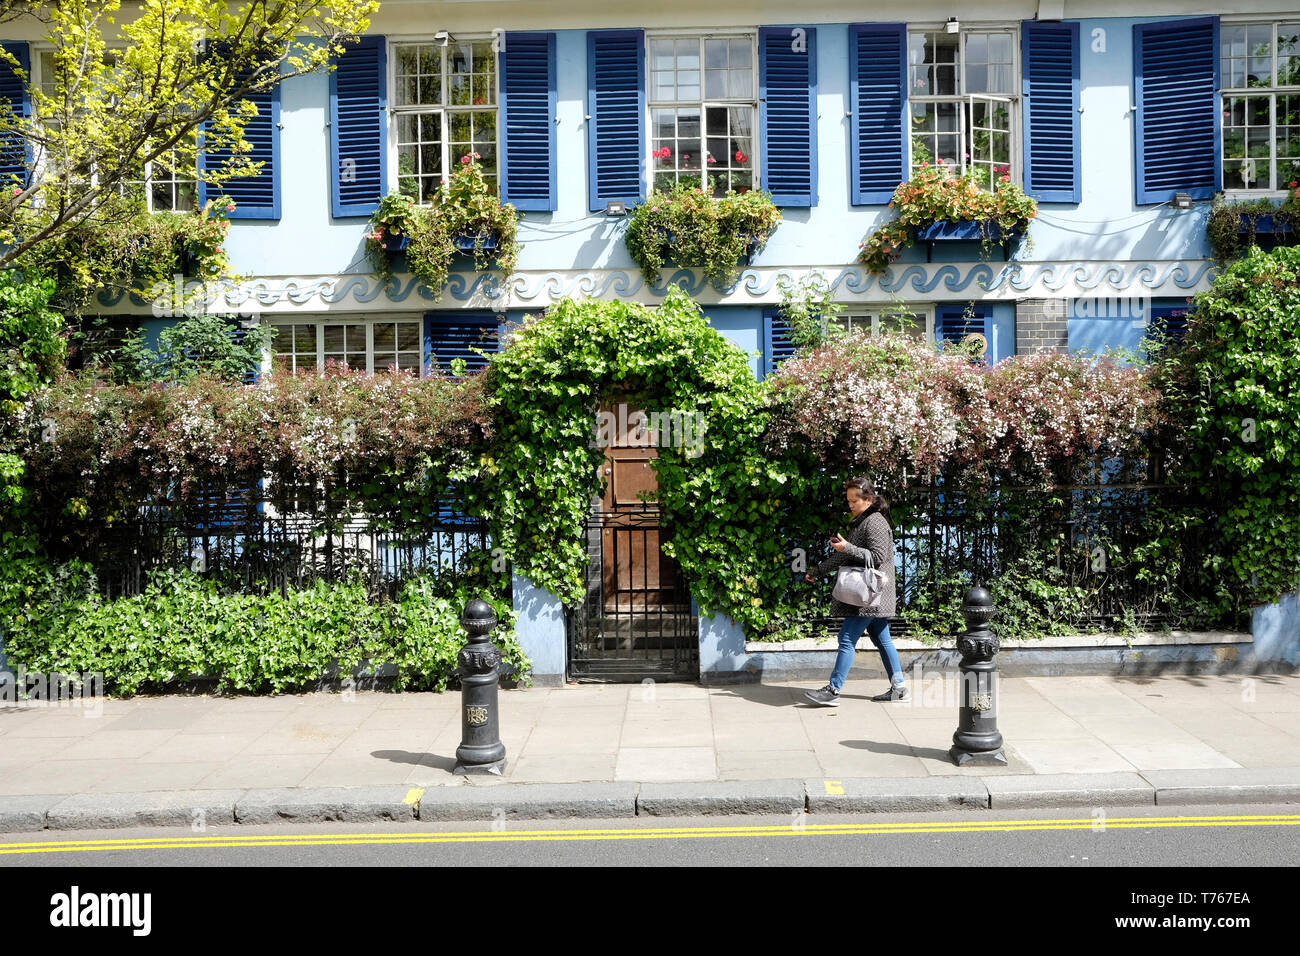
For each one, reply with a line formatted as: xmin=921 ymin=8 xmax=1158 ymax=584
xmin=272 ymin=317 xmax=424 ymax=376
xmin=834 ymin=305 xmax=933 ymax=342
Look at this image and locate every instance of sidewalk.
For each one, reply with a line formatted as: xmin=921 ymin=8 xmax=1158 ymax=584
xmin=2 ymin=674 xmax=1299 ymax=830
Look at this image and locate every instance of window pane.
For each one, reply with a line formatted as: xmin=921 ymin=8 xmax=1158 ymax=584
xmin=651 ymin=39 xmax=675 ymax=71
xmin=396 ymin=323 xmax=420 ymax=351
xmin=373 ymin=323 xmax=395 ymax=352
xmin=1280 ymin=24 xmax=1300 ymax=86
xmin=323 ymin=324 xmax=345 ymax=354
xmin=374 ymin=352 xmax=396 ymax=373
xmin=705 ymin=39 xmax=727 ymax=70
xmin=1247 ymin=24 xmax=1274 ymax=87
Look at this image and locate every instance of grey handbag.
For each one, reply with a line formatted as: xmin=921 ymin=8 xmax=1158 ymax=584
xmin=831 ymin=559 xmax=886 ymax=607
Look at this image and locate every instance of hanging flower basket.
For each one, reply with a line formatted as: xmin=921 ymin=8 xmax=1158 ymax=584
xmin=857 ymin=164 xmax=1036 ymax=275
xmin=624 ymin=180 xmax=782 ymax=286
xmin=365 ymin=156 xmax=520 ymax=294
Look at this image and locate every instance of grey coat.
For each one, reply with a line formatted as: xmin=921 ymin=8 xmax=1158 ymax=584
xmin=809 ymin=509 xmax=897 ymax=618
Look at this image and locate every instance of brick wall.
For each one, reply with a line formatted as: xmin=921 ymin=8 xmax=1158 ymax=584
xmin=1015 ymin=298 xmax=1069 ymax=354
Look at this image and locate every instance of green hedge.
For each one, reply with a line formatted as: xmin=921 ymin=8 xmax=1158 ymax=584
xmin=0 ymin=543 xmax=526 ymax=695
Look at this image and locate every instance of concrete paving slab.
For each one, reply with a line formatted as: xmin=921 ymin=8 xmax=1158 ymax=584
xmin=615 ymin=747 xmax=716 ymax=782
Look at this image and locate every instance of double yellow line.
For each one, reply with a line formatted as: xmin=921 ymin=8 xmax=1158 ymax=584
xmin=2 ymin=814 xmax=1299 ymax=855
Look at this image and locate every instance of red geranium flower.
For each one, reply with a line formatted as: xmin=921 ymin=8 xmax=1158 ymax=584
xmin=735 ymin=150 xmax=747 ymax=163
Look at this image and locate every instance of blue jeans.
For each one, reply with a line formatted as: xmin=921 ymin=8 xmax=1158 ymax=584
xmin=829 ymin=616 xmax=904 ymax=692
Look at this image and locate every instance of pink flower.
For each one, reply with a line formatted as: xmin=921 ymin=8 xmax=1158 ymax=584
xmin=707 ymin=156 xmax=716 ymax=164
xmin=11 ymin=186 xmax=21 ymax=196
xmin=226 ymin=203 xmax=235 ymax=212
xmin=999 ymin=174 xmax=1010 ymax=182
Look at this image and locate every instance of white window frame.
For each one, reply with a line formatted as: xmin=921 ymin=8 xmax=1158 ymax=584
xmin=834 ymin=304 xmax=936 ymax=344
xmin=906 ymin=24 xmax=1022 ymax=192
xmin=1219 ymin=19 xmax=1300 ymax=197
xmin=386 ymin=35 xmax=502 ymax=205
xmin=31 ymin=47 xmax=199 ymax=213
xmin=269 ymin=315 xmax=427 ymax=377
xmin=645 ymin=30 xmax=760 ymax=195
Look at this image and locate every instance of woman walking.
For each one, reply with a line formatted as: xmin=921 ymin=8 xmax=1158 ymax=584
xmin=803 ymin=477 xmax=908 ymax=705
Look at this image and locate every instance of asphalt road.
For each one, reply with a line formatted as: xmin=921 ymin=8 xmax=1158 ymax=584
xmin=2 ymin=803 xmax=1297 ymax=867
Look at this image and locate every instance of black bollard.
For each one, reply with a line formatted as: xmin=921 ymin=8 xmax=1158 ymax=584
xmin=453 ymin=598 xmax=506 ymax=775
xmin=949 ymin=586 xmax=1007 ymax=766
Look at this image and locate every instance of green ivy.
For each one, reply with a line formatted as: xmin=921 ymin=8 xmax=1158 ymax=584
xmin=1153 ymin=245 xmax=1300 ymax=610
xmin=623 ymin=180 xmax=781 ymax=286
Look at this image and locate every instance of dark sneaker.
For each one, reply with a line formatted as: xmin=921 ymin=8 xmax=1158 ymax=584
xmin=871 ymin=684 xmax=910 ymax=702
xmin=804 ymin=684 xmax=841 ymax=706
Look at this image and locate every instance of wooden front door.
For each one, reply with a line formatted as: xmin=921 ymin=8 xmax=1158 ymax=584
xmin=598 ymin=402 xmax=685 ymax=615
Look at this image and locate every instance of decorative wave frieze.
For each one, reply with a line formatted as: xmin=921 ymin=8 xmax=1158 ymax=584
xmin=94 ymin=261 xmax=1220 ymax=312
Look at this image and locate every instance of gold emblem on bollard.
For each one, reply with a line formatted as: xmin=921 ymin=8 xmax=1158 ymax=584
xmin=466 ymin=705 xmax=489 ymax=726
xmin=971 ymin=693 xmax=993 ymax=711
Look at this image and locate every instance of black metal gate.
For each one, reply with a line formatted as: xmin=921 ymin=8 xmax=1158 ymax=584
xmin=566 ymin=508 xmax=699 ymax=682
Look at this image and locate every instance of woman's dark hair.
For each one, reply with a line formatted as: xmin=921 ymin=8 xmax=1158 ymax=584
xmin=845 ymin=476 xmax=890 ymax=518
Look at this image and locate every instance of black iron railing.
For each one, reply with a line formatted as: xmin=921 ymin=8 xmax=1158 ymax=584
xmin=85 ymin=486 xmax=499 ymax=601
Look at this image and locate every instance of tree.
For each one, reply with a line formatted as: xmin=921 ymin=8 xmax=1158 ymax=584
xmin=0 ymin=0 xmax=377 ymax=268
xmin=0 ymin=267 xmax=61 ymax=505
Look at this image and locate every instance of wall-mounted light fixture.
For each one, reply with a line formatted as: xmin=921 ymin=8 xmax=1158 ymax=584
xmin=604 ymin=201 xmax=628 ymax=217
xmin=1171 ymin=192 xmax=1193 ymax=210
xmin=945 ymin=17 xmax=960 ymax=34
xmin=434 ymin=31 xmax=454 ymax=46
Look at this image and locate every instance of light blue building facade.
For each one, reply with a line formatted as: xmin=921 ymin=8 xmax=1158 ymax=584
xmin=6 ymin=1 xmax=1296 ymax=679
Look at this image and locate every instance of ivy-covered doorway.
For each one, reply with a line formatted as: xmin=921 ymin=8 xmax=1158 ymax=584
xmin=566 ymin=397 xmax=699 ymax=682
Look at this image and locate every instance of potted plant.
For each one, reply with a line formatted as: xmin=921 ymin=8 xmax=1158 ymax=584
xmin=367 ymin=155 xmax=519 ymax=295
xmin=858 ymin=163 xmax=1037 ymax=275
xmin=364 ymin=192 xmax=419 ymax=281
xmin=176 ymin=195 xmax=235 ymax=279
xmin=624 ymin=177 xmax=781 ymax=286
xmin=1205 ymin=181 xmax=1300 ymax=265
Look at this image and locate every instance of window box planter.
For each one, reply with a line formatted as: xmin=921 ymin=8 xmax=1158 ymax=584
xmin=912 ymin=219 xmax=1021 ymax=262
xmin=1237 ymin=214 xmax=1293 ymax=236
xmin=380 ymin=233 xmax=410 ymax=253
xmin=452 ymin=233 xmax=500 ymax=253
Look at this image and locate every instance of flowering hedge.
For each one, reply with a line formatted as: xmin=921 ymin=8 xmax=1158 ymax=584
xmin=763 ymin=332 xmax=1162 ymax=486
xmin=16 ymin=365 xmax=493 ymax=551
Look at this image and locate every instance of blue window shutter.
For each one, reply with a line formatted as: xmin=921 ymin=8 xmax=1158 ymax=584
xmin=329 ymin=34 xmax=386 ymax=218
xmin=500 ymin=32 xmax=556 ymax=211
xmin=1149 ymin=304 xmax=1190 ymax=342
xmin=1022 ymin=21 xmax=1080 ymax=203
xmin=759 ymin=26 xmax=817 ymax=207
xmin=937 ymin=304 xmax=993 ymax=364
xmin=762 ymin=308 xmax=797 ymax=378
xmin=425 ymin=313 xmax=501 ymax=375
xmin=587 ymin=30 xmax=644 ymax=211
xmin=1133 ymin=16 xmax=1219 ymax=204
xmin=199 ymin=46 xmax=282 ymax=219
xmin=0 ymin=41 xmax=30 ymax=188
xmin=849 ymin=24 xmax=907 ymax=205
